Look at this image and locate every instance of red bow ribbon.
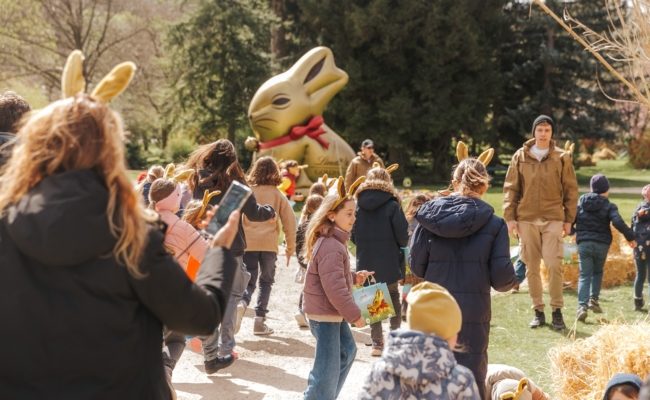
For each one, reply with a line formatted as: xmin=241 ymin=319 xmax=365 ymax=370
xmin=259 ymin=116 xmax=329 ymax=150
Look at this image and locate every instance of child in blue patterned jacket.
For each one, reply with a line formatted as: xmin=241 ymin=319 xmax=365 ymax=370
xmin=633 ymin=184 xmax=650 ymax=311
xmin=359 ymin=282 xmax=480 ymax=400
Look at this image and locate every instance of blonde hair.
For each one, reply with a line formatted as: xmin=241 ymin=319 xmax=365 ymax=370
xmin=451 ymin=158 xmax=490 ymax=197
xmin=299 ymin=194 xmax=324 ymax=224
xmin=0 ymin=94 xmax=154 ymax=277
xmin=304 ymin=194 xmax=352 ymax=261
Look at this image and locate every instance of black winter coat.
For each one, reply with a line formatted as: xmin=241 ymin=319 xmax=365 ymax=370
xmin=573 ymin=193 xmax=634 ymax=245
xmin=0 ymin=170 xmax=236 ymax=399
xmin=194 ymin=170 xmax=275 ymax=257
xmin=409 ymin=195 xmax=515 ymax=400
xmin=351 ymin=189 xmax=409 ymax=284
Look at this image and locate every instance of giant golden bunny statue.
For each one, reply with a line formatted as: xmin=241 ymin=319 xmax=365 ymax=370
xmin=246 ymin=46 xmax=356 ymax=187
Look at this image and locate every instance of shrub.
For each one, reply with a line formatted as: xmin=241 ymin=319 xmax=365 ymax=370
xmin=628 ymin=132 xmax=650 ymax=169
xmin=166 ymin=135 xmax=196 ymax=163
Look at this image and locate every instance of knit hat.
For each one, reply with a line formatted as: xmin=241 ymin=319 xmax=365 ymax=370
xmin=492 ymin=378 xmax=533 ymax=400
xmin=531 ymin=114 xmax=554 ymax=136
xmin=642 ymin=184 xmax=650 ymax=202
xmin=406 ymin=282 xmax=462 ymax=340
xmin=590 ymin=174 xmax=610 ymax=194
xmin=602 ymin=373 xmax=642 ymax=400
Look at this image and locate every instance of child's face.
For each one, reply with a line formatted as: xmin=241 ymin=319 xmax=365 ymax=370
xmin=329 ymin=200 xmax=356 ymax=232
xmin=610 ymin=390 xmax=637 ymax=400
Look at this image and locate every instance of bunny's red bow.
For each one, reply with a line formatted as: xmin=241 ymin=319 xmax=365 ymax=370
xmin=259 ymin=116 xmax=329 ymax=150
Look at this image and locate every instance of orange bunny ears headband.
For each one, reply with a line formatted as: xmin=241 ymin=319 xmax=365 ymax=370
xmin=330 ymin=176 xmax=365 ymax=211
xmin=320 ymin=173 xmax=336 ymax=189
xmin=198 ymin=189 xmax=221 ymax=219
xmin=61 ymin=50 xmax=136 ymax=102
xmin=163 ymin=163 xmax=194 ymax=184
xmin=456 ymin=141 xmax=494 ymax=166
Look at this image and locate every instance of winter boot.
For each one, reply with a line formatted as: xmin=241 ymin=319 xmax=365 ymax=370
xmin=529 ymin=309 xmax=546 ymax=328
xmin=588 ymin=297 xmax=603 ymax=313
xmin=635 ymin=297 xmax=645 ymax=311
xmin=551 ymin=308 xmax=566 ymax=331
xmin=253 ymin=316 xmax=274 ymax=335
xmin=576 ymin=305 xmax=588 ymax=322
xmin=204 ymin=354 xmax=235 ymax=374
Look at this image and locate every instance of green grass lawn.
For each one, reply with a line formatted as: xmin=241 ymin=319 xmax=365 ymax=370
xmin=489 ymin=284 xmax=649 ymax=396
xmin=576 ymin=159 xmax=650 ymax=188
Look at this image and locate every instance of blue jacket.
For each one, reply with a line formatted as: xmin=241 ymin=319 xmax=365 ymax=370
xmin=409 ymin=195 xmax=515 ymax=400
xmin=573 ymin=193 xmax=633 ymax=245
xmin=359 ymin=330 xmax=480 ymax=400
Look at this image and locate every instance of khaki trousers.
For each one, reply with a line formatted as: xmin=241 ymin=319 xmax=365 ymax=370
xmin=518 ymin=220 xmax=564 ymax=310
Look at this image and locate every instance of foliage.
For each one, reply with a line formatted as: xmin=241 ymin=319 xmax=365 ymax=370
xmin=124 ymin=139 xmax=146 ymax=169
xmin=166 ymin=0 xmax=276 ymax=143
xmin=628 ymin=132 xmax=650 ymax=169
xmin=165 ymin=135 xmax=196 ymax=163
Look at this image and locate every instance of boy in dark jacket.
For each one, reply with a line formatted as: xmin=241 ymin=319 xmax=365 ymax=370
xmin=352 ymin=165 xmax=409 ymax=356
xmin=573 ymin=174 xmax=635 ymax=322
xmin=0 ymin=91 xmax=30 ymax=168
xmin=632 ymin=184 xmax=650 ymax=311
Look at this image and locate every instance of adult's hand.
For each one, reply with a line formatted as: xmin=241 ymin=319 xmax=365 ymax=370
xmin=352 ymin=317 xmax=366 ymax=328
xmin=562 ymin=222 xmax=572 ymax=238
xmin=355 ymin=270 xmax=375 ymax=286
xmin=507 ymin=221 xmax=518 ymax=237
xmin=210 ymin=211 xmax=240 ymax=249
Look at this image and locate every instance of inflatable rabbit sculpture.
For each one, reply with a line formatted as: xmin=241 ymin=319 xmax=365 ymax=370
xmin=246 ymin=47 xmax=355 ymax=187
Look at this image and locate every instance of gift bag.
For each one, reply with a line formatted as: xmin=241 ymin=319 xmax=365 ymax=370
xmin=353 ymin=277 xmax=396 ymax=325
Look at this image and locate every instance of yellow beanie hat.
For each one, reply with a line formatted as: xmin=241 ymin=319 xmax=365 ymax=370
xmin=406 ymin=282 xmax=462 ymax=340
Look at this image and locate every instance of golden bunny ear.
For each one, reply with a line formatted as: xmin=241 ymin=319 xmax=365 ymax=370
xmin=564 ymin=140 xmax=571 ymax=151
xmin=322 ymin=173 xmax=335 ymax=189
xmin=372 ymin=161 xmax=381 ymax=169
xmin=385 ymin=164 xmax=399 ymax=174
xmin=336 ymin=176 xmax=345 ymax=198
xmin=456 ymin=141 xmax=469 ymax=162
xmin=163 ymin=163 xmax=175 ymax=179
xmin=91 ymin=61 xmax=136 ymax=103
xmin=477 ymin=148 xmax=494 ymax=166
xmin=62 ymin=50 xmax=86 ymax=98
xmin=347 ymin=176 xmax=366 ymax=196
xmin=199 ymin=189 xmax=221 ymax=218
xmin=172 ymin=169 xmax=193 ymax=183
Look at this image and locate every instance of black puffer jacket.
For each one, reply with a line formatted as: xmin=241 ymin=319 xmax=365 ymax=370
xmin=193 ymin=170 xmax=275 ymax=257
xmin=0 ymin=169 xmax=236 ymax=399
xmin=409 ymin=195 xmax=515 ymax=400
xmin=573 ymin=193 xmax=634 ymax=245
xmin=351 ymin=186 xmax=409 ymax=284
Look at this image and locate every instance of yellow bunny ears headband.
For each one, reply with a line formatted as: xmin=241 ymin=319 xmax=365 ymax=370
xmin=163 ymin=163 xmax=193 ymax=184
xmin=372 ymin=162 xmax=399 ymax=174
xmin=198 ymin=189 xmax=222 ymax=219
xmin=321 ymin=173 xmax=336 ymax=189
xmin=564 ymin=140 xmax=575 ymax=157
xmin=456 ymin=141 xmax=494 ymax=166
xmin=499 ymin=378 xmax=529 ymax=400
xmin=61 ymin=50 xmax=136 ymax=102
xmin=330 ymin=176 xmax=365 ymax=211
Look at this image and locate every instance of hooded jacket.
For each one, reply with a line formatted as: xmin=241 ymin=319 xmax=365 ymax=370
xmin=573 ymin=193 xmax=634 ymax=245
xmin=359 ymin=330 xmax=480 ymax=400
xmin=0 ymin=169 xmax=236 ymax=400
xmin=409 ymin=195 xmax=515 ymax=400
xmin=351 ymin=181 xmax=409 ymax=284
xmin=193 ymin=170 xmax=275 ymax=257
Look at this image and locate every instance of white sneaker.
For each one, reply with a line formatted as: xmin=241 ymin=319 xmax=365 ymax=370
xmin=235 ymin=301 xmax=247 ymax=334
xmin=294 ymin=311 xmax=308 ymax=328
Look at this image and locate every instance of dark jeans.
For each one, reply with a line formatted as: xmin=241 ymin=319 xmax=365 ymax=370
xmin=577 ymin=241 xmax=610 ymax=306
xmin=242 ymin=251 xmax=278 ymax=317
xmin=634 ymin=252 xmax=650 ymax=298
xmin=370 ymin=282 xmax=401 ymax=346
xmin=304 ymin=320 xmax=357 ymax=400
xmin=514 ymin=258 xmax=527 ymax=283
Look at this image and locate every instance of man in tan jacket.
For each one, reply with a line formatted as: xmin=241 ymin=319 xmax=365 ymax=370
xmin=345 ymin=139 xmax=384 ymax=190
xmin=503 ymin=115 xmax=578 ymax=331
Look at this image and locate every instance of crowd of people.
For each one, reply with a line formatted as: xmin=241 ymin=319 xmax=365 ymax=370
xmin=2 ymin=84 xmax=650 ymax=400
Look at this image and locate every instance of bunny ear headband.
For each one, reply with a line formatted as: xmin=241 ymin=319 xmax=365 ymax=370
xmin=499 ymin=378 xmax=529 ymax=400
xmin=330 ymin=176 xmax=365 ymax=211
xmin=456 ymin=141 xmax=494 ymax=166
xmin=163 ymin=163 xmax=193 ymax=184
xmin=61 ymin=50 xmax=136 ymax=102
xmin=321 ymin=173 xmax=335 ymax=189
xmin=564 ymin=140 xmax=575 ymax=157
xmin=371 ymin=162 xmax=399 ymax=175
xmin=198 ymin=189 xmax=222 ymax=219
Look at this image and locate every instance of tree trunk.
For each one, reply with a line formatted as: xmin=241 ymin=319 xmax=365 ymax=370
xmin=227 ymin=123 xmax=236 ymax=144
xmin=270 ymin=0 xmax=287 ymax=63
xmin=541 ymin=25 xmax=555 ymax=116
xmin=430 ymin=133 xmax=453 ymax=182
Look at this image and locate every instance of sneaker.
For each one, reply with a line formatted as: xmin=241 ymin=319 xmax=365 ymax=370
xmin=235 ymin=301 xmax=247 ymax=334
xmin=635 ymin=297 xmax=645 ymax=311
xmin=529 ymin=309 xmax=546 ymax=328
xmin=588 ymin=298 xmax=603 ymax=314
xmin=371 ymin=346 xmax=383 ymax=357
xmin=576 ymin=305 xmax=588 ymax=322
xmin=253 ymin=316 xmax=274 ymax=335
xmin=551 ymin=308 xmax=566 ymax=331
xmin=204 ymin=354 xmax=235 ymax=374
xmin=294 ymin=311 xmax=308 ymax=328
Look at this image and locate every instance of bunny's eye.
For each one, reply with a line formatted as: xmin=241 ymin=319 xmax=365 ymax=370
xmin=272 ymin=97 xmax=290 ymax=106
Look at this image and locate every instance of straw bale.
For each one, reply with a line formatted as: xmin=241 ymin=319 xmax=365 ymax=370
xmin=549 ymin=323 xmax=650 ymax=399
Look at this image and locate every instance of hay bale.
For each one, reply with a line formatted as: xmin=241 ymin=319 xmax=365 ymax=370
xmin=577 ymin=153 xmax=596 ymax=167
xmin=541 ymin=230 xmax=635 ymax=289
xmin=549 ymin=323 xmax=650 ymax=399
xmin=593 ymin=146 xmax=618 ymax=161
